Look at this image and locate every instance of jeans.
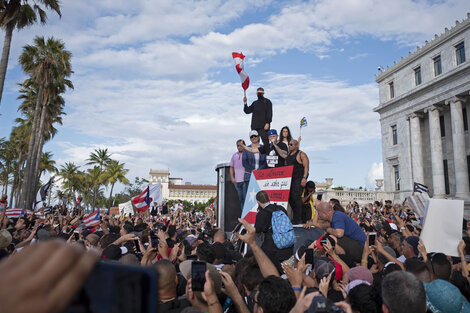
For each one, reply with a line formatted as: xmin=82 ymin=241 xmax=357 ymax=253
xmin=236 ymin=181 xmax=248 ymax=208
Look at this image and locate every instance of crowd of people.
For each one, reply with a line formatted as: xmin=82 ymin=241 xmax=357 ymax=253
xmin=1 ymin=188 xmax=470 ymax=313
xmin=0 ymin=89 xmax=469 ymax=313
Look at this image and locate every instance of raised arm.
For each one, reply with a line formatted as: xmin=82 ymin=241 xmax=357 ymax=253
xmin=238 ymin=218 xmax=280 ymax=277
xmin=272 ymin=142 xmax=288 ymax=159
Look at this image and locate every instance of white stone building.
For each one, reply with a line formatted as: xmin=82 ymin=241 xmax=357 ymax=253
xmin=374 ymin=14 xmax=470 ymax=202
xmin=149 ymin=169 xmax=216 ymax=203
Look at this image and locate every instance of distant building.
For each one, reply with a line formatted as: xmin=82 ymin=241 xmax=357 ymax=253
xmin=149 ymin=169 xmax=216 ymax=203
xmin=374 ymin=14 xmax=470 ymax=201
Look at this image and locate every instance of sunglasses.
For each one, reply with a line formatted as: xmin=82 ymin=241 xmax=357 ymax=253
xmin=250 ymin=135 xmax=258 ymax=138
xmin=289 ymin=143 xmax=294 ymax=146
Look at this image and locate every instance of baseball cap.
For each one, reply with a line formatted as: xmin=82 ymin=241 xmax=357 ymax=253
xmin=102 ymin=244 xmax=122 ymax=260
xmin=424 ymin=279 xmax=470 ymax=313
xmin=314 ymin=256 xmax=336 ymax=280
xmin=348 ymin=266 xmax=373 ymax=284
xmin=249 ymin=130 xmax=259 ymax=137
xmin=267 ymin=129 xmax=277 ymax=136
xmin=404 ymin=236 xmax=420 ymax=255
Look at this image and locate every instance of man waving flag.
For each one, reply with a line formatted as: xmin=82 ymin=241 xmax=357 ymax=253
xmin=232 ymin=52 xmax=250 ymax=93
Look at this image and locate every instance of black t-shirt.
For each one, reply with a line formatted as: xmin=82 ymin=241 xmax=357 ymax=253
xmin=258 ymin=142 xmax=288 ymax=168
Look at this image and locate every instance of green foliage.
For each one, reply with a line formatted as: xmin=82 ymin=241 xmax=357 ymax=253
xmin=332 ymin=186 xmax=344 ymax=190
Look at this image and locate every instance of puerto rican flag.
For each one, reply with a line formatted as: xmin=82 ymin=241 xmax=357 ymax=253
xmin=241 ymin=166 xmax=293 ymax=224
xmin=132 ymin=184 xmax=162 ymax=213
xmin=3 ymin=208 xmax=33 ymax=219
xmin=232 ymin=52 xmax=250 ymax=90
xmin=83 ymin=209 xmax=100 ymax=228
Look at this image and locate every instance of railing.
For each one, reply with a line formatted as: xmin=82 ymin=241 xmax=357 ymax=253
xmin=320 ymin=190 xmax=396 ymax=205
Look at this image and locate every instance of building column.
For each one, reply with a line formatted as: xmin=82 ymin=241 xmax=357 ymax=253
xmin=409 ymin=113 xmax=424 ymax=185
xmin=428 ymin=105 xmax=446 ymax=198
xmin=448 ymin=97 xmax=470 ymax=198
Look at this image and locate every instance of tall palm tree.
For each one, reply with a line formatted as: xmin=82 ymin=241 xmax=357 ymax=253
xmin=39 ymin=151 xmax=56 ymax=179
xmin=58 ymin=162 xmax=80 ymax=206
xmin=87 ymin=148 xmax=112 ymax=171
xmin=103 ymin=160 xmax=129 ymax=200
xmin=0 ymin=0 xmax=61 ymax=105
xmin=18 ymin=36 xmax=72 ymax=209
xmin=86 ymin=166 xmax=105 ymax=210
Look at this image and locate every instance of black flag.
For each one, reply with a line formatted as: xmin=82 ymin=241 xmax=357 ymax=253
xmin=413 ymin=182 xmax=428 ymax=193
xmin=34 ymin=177 xmax=54 ymax=210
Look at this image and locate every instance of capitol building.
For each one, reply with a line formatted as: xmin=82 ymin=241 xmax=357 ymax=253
xmin=374 ymin=14 xmax=470 ymax=202
xmin=149 ymin=169 xmax=216 ymax=203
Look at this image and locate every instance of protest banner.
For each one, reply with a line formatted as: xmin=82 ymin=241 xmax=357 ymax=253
xmin=119 ymin=200 xmax=134 ymax=217
xmin=109 ymin=207 xmax=119 ymax=216
xmin=241 ymin=166 xmax=293 ymax=224
xmin=420 ymin=199 xmax=464 ymax=256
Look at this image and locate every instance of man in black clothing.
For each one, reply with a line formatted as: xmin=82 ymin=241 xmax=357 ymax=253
xmin=241 ymin=129 xmax=287 ymax=168
xmin=254 ymin=191 xmax=293 ymax=270
xmin=243 ymin=87 xmax=272 ymax=145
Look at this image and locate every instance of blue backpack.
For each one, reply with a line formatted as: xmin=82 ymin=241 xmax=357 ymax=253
xmin=268 ymin=205 xmax=296 ymax=249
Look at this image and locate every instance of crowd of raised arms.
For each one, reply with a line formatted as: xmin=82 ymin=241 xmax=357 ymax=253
xmin=0 ymin=88 xmax=469 ymax=313
xmin=0 ymin=192 xmax=469 ymax=313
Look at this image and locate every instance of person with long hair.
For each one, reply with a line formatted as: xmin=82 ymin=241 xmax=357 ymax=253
xmin=280 ymin=126 xmax=301 ymax=149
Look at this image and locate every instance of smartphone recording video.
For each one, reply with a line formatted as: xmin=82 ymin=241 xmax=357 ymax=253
xmin=191 ymin=261 xmax=207 ymax=292
xmin=63 ymin=262 xmax=158 ymax=313
xmin=369 ymin=232 xmax=377 ymax=246
xmin=305 ymin=248 xmax=314 ymax=265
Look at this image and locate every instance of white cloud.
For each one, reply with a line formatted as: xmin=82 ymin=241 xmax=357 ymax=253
xmin=48 ymin=71 xmax=380 ymax=187
xmin=366 ymin=162 xmax=384 ymax=189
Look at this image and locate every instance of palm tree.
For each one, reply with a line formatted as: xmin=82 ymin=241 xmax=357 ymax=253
xmin=58 ymin=162 xmax=80 ymax=205
xmin=86 ymin=166 xmax=105 ymax=210
xmin=18 ymin=36 xmax=72 ymax=209
xmin=39 ymin=151 xmax=56 ymax=179
xmin=103 ymin=160 xmax=129 ymax=200
xmin=0 ymin=0 xmax=61 ymax=105
xmin=87 ymin=148 xmax=112 ymax=171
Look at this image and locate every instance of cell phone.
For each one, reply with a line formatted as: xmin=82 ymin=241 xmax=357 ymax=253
xmin=369 ymin=232 xmax=377 ymax=246
xmin=134 ymin=239 xmax=141 ymax=253
xmin=150 ymin=231 xmax=159 ymax=247
xmin=63 ymin=262 xmax=157 ymax=313
xmin=74 ymin=231 xmax=80 ymax=241
xmin=305 ymin=248 xmax=314 ymax=265
xmin=191 ymin=261 xmax=207 ymax=292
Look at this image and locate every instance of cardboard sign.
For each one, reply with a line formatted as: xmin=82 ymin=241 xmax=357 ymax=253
xmin=109 ymin=207 xmax=120 ymax=216
xmin=119 ymin=201 xmax=134 ymax=217
xmin=420 ymin=199 xmax=464 ymax=256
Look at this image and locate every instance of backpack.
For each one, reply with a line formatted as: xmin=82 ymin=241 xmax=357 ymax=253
xmin=267 ymin=205 xmax=296 ymax=249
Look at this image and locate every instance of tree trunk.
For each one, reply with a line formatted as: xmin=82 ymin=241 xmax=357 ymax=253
xmin=109 ymin=182 xmax=115 ymax=200
xmin=21 ymin=85 xmax=44 ymax=209
xmin=92 ymin=187 xmax=97 ymax=209
xmin=0 ymin=23 xmax=14 ymax=106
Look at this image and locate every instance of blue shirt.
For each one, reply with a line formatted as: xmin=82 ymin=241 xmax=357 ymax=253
xmin=331 ymin=211 xmax=366 ymax=245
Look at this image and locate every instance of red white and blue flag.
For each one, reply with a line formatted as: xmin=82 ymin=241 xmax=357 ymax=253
xmin=132 ymin=184 xmax=162 ymax=213
xmin=232 ymin=52 xmax=250 ymax=91
xmin=83 ymin=209 xmax=100 ymax=228
xmin=241 ymin=166 xmax=293 ymax=224
xmin=3 ymin=208 xmax=33 ymax=218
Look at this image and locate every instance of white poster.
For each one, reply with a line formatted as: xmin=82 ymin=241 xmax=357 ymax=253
xmin=420 ymin=199 xmax=464 ymax=256
xmin=119 ymin=200 xmax=134 ymax=216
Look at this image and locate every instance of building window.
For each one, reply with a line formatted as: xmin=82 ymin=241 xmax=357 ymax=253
xmin=414 ymin=66 xmax=422 ymax=85
xmin=391 ymin=125 xmax=398 ymax=145
xmin=456 ymin=42 xmax=466 ymax=65
xmin=389 ymin=82 xmax=395 ymax=99
xmin=463 ymin=107 xmax=468 ymax=131
xmin=443 ymin=160 xmax=450 ymax=195
xmin=440 ymin=115 xmax=445 ymax=137
xmin=393 ymin=165 xmax=400 ymax=191
xmin=433 ymin=55 xmax=442 ymax=76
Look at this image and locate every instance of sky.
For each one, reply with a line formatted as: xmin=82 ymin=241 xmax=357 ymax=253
xmin=0 ymin=0 xmax=469 ymax=194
